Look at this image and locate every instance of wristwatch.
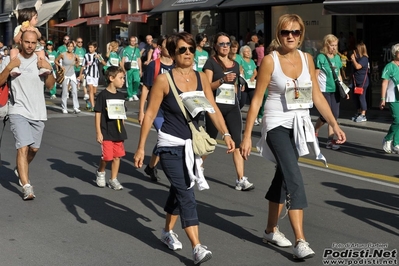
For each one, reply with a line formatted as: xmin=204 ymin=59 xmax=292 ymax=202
xmin=219 ymin=77 xmax=225 ymax=85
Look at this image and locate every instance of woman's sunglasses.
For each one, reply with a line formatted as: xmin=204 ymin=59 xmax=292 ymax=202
xmin=177 ymin=46 xmax=195 ymax=54
xmin=218 ymin=42 xmax=231 ymax=47
xmin=280 ymin=30 xmax=301 ymax=37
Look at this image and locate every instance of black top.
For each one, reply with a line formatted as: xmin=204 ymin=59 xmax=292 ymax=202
xmin=94 ymin=89 xmax=128 ymax=141
xmin=160 ymin=71 xmax=202 ymax=140
xmin=143 ymin=59 xmax=174 ymax=88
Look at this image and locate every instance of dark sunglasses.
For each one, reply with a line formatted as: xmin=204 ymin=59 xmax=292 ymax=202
xmin=280 ymin=30 xmax=301 ymax=37
xmin=217 ymin=42 xmax=231 ymax=47
xmin=77 ymin=41 xmax=83 ymax=43
xmin=177 ymin=46 xmax=195 ymax=54
xmin=64 ymin=38 xmax=70 ymax=41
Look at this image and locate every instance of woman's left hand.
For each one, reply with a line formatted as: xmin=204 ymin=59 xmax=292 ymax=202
xmin=133 ymin=148 xmax=145 ymax=168
xmin=333 ymin=124 xmax=346 ymax=144
xmin=224 ymin=136 xmax=235 ymax=153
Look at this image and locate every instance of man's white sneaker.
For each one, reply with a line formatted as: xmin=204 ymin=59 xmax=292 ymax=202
xmin=62 ymin=109 xmax=68 ymax=114
xmin=160 ymin=229 xmax=182 ymax=250
xmin=235 ymin=176 xmax=254 ymax=191
xmin=393 ymin=145 xmax=399 ymax=154
xmin=382 ymin=139 xmax=393 ymax=153
xmin=74 ymin=108 xmax=81 ymax=114
xmin=293 ymin=239 xmax=315 ymax=259
xmin=193 ymin=244 xmax=212 ymax=265
xmin=22 ymin=184 xmax=35 ymax=200
xmin=14 ymin=167 xmax=30 ymax=187
xmin=132 ymin=95 xmax=139 ymax=101
xmin=50 ymin=95 xmax=57 ymax=99
xmin=128 ymin=97 xmax=134 ymax=102
xmin=96 ymin=170 xmax=106 ymax=187
xmin=262 ymin=227 xmax=292 ymax=247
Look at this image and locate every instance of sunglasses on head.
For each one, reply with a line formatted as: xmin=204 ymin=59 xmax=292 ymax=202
xmin=280 ymin=30 xmax=301 ymax=37
xmin=177 ymin=46 xmax=195 ymax=54
xmin=217 ymin=42 xmax=231 ymax=47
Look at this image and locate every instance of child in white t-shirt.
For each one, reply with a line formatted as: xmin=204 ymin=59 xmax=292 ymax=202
xmin=10 ymin=7 xmax=50 ymax=77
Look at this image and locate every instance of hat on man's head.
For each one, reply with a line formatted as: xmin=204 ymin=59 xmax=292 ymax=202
xmin=46 ymin=41 xmax=53 ymax=45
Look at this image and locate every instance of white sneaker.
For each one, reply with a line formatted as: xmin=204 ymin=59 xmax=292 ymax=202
xmin=393 ymin=145 xmax=399 ymax=154
xmin=235 ymin=176 xmax=254 ymax=191
xmin=263 ymin=227 xmax=292 ymax=247
xmin=107 ymin=178 xmax=123 ymax=190
xmin=14 ymin=167 xmax=30 ymax=187
xmin=382 ymin=139 xmax=393 ymax=154
xmin=96 ymin=170 xmax=106 ymax=187
xmin=74 ymin=108 xmax=81 ymax=114
xmin=128 ymin=97 xmax=134 ymax=102
xmin=62 ymin=109 xmax=68 ymax=114
xmin=83 ymin=94 xmax=89 ymax=100
xmin=254 ymin=119 xmax=260 ymax=126
xmin=22 ymin=184 xmax=35 ymax=200
xmin=293 ymin=239 xmax=315 ymax=259
xmin=193 ymin=244 xmax=212 ymax=265
xmin=160 ymin=229 xmax=182 ymax=250
xmin=50 ymin=95 xmax=57 ymax=99
xmin=132 ymin=95 xmax=139 ymax=101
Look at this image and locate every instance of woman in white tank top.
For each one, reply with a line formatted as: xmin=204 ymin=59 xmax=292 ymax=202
xmin=240 ymin=14 xmax=347 ymax=261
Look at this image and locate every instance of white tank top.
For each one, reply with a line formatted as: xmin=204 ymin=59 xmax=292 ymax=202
xmin=264 ymin=50 xmax=311 ymax=132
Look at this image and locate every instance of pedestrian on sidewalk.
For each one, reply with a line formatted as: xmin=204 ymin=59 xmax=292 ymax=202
xmin=314 ymin=34 xmax=347 ymax=150
xmin=350 ymin=42 xmax=369 ymax=123
xmin=380 ymin=43 xmax=399 ymax=154
xmin=94 ymin=66 xmax=127 ymax=190
xmin=202 ymin=32 xmax=254 ymax=191
xmin=240 ymin=14 xmax=346 ymax=260
xmin=0 ymin=31 xmax=55 ymax=200
xmin=134 ymin=32 xmax=234 ymax=265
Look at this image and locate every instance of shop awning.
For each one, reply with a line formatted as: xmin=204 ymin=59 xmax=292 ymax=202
xmin=37 ymin=0 xmax=67 ymax=26
xmin=323 ymin=0 xmax=399 ymax=15
xmin=219 ymin=0 xmax=311 ymax=8
xmin=150 ymin=0 xmax=224 ymax=13
xmin=108 ymin=14 xmax=122 ymax=21
xmin=0 ymin=13 xmax=10 ymax=23
xmin=54 ymin=18 xmax=87 ymax=27
xmin=121 ymin=13 xmax=148 ymax=23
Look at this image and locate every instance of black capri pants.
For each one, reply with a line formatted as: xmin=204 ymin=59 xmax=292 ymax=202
xmin=265 ymin=126 xmax=308 ymax=209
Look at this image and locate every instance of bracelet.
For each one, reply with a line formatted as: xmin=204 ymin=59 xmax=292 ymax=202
xmin=222 ymin=133 xmax=231 ymax=140
xmin=381 ymin=97 xmax=385 ymax=100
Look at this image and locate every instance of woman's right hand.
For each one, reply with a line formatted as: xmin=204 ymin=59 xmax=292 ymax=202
xmin=133 ymin=148 xmax=145 ymax=168
xmin=380 ymin=100 xmax=386 ymax=110
xmin=225 ymin=72 xmax=236 ymax=83
xmin=240 ymin=137 xmax=252 ymax=160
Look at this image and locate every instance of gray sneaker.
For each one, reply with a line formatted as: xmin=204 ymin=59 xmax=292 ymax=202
xmin=235 ymin=176 xmax=254 ymax=191
xmin=355 ymin=115 xmax=367 ymax=122
xmin=22 ymin=184 xmax=35 ymax=200
xmin=107 ymin=178 xmax=123 ymax=190
xmin=193 ymin=244 xmax=212 ymax=265
xmin=96 ymin=170 xmax=106 ymax=187
xmin=14 ymin=167 xmax=30 ymax=187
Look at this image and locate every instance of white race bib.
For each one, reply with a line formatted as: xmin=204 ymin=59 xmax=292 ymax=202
xmin=110 ymin=58 xmax=119 ymax=66
xmin=285 ymin=80 xmax=313 ymax=110
xmin=215 ymin=83 xmax=235 ymax=105
xmin=106 ymin=99 xmax=127 ymax=119
xmin=197 ymin=56 xmax=207 ymax=69
xmin=48 ymin=55 xmax=55 ymax=64
xmin=131 ymin=60 xmax=139 ymax=69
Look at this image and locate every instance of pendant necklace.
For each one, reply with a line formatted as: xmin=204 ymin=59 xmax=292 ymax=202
xmin=283 ymin=54 xmax=296 ymax=68
xmin=176 ymin=69 xmax=191 ymax=82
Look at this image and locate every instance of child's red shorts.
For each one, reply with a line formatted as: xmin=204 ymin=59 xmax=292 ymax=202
xmin=101 ymin=140 xmax=125 ymax=161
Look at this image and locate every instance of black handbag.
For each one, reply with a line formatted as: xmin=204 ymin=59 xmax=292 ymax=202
xmin=323 ymin=54 xmax=347 ymax=98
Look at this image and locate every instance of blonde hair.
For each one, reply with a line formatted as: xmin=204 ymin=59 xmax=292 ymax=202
xmin=266 ymin=39 xmax=280 ymax=54
xmin=320 ymin=34 xmax=339 ymax=55
xmin=391 ymin=43 xmax=399 ymax=57
xmin=275 ymin=14 xmax=305 ymax=48
xmin=356 ymin=42 xmax=368 ymax=58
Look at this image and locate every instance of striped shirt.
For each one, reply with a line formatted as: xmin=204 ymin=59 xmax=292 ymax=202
xmin=82 ymin=53 xmax=100 ymax=78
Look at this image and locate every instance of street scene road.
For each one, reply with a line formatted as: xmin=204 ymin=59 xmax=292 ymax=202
xmin=0 ymin=96 xmax=398 ymax=266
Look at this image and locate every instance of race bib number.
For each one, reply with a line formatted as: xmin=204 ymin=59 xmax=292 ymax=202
xmin=106 ymin=99 xmax=127 ymax=119
xmin=48 ymin=55 xmax=55 ymax=64
xmin=131 ymin=60 xmax=139 ymax=69
xmin=78 ymin=56 xmax=84 ymax=66
xmin=197 ymin=56 xmax=207 ymax=69
xmin=215 ymin=83 xmax=235 ymax=105
xmin=285 ymin=80 xmax=313 ymax=110
xmin=110 ymin=58 xmax=119 ymax=66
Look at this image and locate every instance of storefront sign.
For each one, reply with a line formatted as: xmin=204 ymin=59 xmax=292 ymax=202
xmin=81 ymin=2 xmax=99 ymax=17
xmin=172 ymin=0 xmax=208 ymax=6
xmin=121 ymin=13 xmax=147 ymax=23
xmin=109 ymin=0 xmax=128 ymax=14
xmin=87 ymin=16 xmax=109 ymax=25
xmin=141 ymin=0 xmax=162 ymax=11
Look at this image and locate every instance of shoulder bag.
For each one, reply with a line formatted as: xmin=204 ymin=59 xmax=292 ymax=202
xmin=353 ymin=72 xmax=367 ymax=95
xmin=124 ymin=47 xmax=136 ymax=71
xmin=323 ymin=54 xmax=349 ymax=98
xmin=165 ymin=72 xmax=217 ymax=156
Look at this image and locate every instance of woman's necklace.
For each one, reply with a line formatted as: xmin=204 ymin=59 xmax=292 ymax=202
xmin=282 ymin=54 xmax=296 ymax=68
xmin=175 ymin=68 xmax=191 ymax=82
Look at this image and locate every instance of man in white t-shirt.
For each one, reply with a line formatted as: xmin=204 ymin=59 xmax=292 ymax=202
xmin=0 ymin=31 xmax=55 ymax=200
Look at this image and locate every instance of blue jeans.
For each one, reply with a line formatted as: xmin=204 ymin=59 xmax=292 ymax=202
xmin=159 ymin=146 xmax=199 ymax=228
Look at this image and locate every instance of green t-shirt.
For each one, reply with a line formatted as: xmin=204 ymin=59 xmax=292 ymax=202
xmin=381 ymin=62 xmax=399 ymax=102
xmin=74 ymin=47 xmax=86 ymax=72
xmin=103 ymin=52 xmax=121 ymax=71
xmin=122 ymin=45 xmax=140 ymax=70
xmin=57 ymin=45 xmax=67 ymax=54
xmin=234 ymin=54 xmax=244 ymax=66
xmin=46 ymin=50 xmax=59 ymax=66
xmin=194 ymin=49 xmax=208 ymax=72
xmin=316 ymin=53 xmax=342 ymax=93
xmin=241 ymin=58 xmax=257 ymax=79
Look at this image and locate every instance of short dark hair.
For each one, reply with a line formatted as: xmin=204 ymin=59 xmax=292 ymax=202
xmin=195 ymin=33 xmax=207 ymax=44
xmin=17 ymin=7 xmax=37 ymax=25
xmin=166 ymin=32 xmax=195 ymax=58
xmin=88 ymin=41 xmax=98 ymax=48
xmin=105 ymin=66 xmax=125 ymax=83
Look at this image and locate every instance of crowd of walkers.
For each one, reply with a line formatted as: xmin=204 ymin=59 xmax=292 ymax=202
xmin=0 ymin=7 xmax=397 ymax=266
